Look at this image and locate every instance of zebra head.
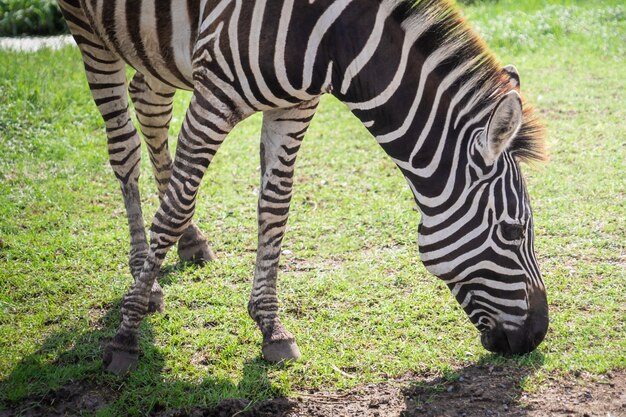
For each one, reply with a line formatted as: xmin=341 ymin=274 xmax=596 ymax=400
xmin=416 ymin=72 xmax=549 ymax=356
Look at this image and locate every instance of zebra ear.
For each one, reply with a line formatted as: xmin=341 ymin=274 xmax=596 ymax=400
xmin=480 ymin=90 xmax=523 ymax=165
xmin=503 ymin=65 xmax=521 ymax=90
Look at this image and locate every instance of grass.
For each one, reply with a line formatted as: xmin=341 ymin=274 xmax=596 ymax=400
xmin=0 ymin=0 xmax=625 ymax=415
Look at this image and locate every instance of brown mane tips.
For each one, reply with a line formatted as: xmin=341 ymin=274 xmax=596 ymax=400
xmin=401 ymin=0 xmax=549 ymax=165
xmin=512 ymin=103 xmax=548 ymax=165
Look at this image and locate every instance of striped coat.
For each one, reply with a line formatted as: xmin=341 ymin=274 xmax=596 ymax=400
xmin=58 ymin=0 xmax=549 ymax=374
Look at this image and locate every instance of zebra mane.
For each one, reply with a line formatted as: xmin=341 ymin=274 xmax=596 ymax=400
xmin=398 ymin=0 xmax=547 ymax=163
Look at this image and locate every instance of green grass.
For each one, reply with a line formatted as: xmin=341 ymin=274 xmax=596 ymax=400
xmin=1 ymin=0 xmax=625 ymax=415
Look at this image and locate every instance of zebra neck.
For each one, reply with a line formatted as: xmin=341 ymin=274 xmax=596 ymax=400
xmin=334 ymin=52 xmax=495 ymax=211
xmin=326 ymin=2 xmax=504 ymax=211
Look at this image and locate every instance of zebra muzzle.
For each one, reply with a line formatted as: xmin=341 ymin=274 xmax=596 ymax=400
xmin=480 ymin=310 xmax=549 ymax=356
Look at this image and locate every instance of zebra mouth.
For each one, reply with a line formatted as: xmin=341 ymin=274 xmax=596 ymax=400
xmin=480 ymin=314 xmax=548 ymax=356
xmin=480 ymin=327 xmax=514 ymax=356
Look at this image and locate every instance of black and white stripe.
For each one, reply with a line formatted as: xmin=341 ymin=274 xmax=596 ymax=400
xmin=58 ymin=0 xmax=548 ymax=373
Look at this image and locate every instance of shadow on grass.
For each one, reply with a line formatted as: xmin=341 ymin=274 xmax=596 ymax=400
xmin=0 ymin=313 xmax=545 ymax=417
xmin=0 ymin=289 xmax=292 ymax=416
xmin=159 ymin=261 xmax=196 ymax=286
xmin=0 ymin=269 xmax=545 ymax=417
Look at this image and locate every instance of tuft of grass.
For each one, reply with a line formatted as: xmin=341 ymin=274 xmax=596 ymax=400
xmin=1 ymin=0 xmax=624 ymax=415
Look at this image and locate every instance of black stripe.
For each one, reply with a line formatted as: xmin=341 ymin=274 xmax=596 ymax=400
xmin=82 ymin=49 xmax=119 ymax=65
xmin=134 ymin=107 xmax=172 ymax=118
xmin=95 ymin=95 xmax=123 ymax=106
xmin=117 ymin=158 xmax=141 ymax=183
xmin=102 ymin=0 xmax=124 ymax=57
xmin=61 ymin=8 xmax=93 ymax=33
xmin=145 ymin=139 xmax=169 ymax=154
xmin=259 ymin=206 xmax=289 ymax=216
xmin=102 ymin=106 xmax=129 ymax=122
xmin=156 ymin=1 xmax=194 ymax=89
xmin=83 ymin=62 xmax=120 ymax=75
xmin=108 ymin=130 xmax=136 ymax=145
xmin=132 ymin=98 xmax=172 ymax=108
xmin=261 ymin=194 xmax=291 ymax=204
xmin=278 ymin=155 xmax=297 ymax=167
xmin=88 ymin=81 xmax=125 ymax=90
xmin=73 ymin=34 xmax=105 ymax=50
xmin=109 ymin=144 xmax=141 ymax=166
xmin=126 ymin=0 xmax=179 ymax=89
xmin=187 ymin=0 xmax=200 ymax=58
xmin=281 ymin=144 xmax=300 ymax=156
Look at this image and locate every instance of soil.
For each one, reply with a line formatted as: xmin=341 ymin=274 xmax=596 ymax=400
xmin=2 ymin=366 xmax=624 ymax=417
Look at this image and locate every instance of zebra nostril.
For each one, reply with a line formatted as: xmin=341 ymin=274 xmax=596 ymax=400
xmin=480 ymin=326 xmax=512 ymax=355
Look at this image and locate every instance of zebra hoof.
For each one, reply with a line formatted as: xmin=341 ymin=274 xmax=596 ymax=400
xmin=103 ymin=345 xmax=138 ymax=375
xmin=262 ymin=339 xmax=302 ymax=364
xmin=177 ymin=226 xmax=215 ymax=265
xmin=148 ymin=288 xmax=164 ymax=314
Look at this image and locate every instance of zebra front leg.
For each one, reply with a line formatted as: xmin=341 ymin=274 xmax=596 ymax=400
xmin=248 ymin=100 xmax=319 ymax=363
xmin=104 ymin=84 xmax=239 ymax=374
xmin=129 ymin=73 xmax=215 ymax=265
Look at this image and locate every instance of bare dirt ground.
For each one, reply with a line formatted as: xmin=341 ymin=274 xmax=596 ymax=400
xmin=2 ymin=365 xmax=624 ymax=417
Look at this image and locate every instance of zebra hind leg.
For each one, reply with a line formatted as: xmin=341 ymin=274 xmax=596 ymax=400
xmin=248 ymin=99 xmax=319 ymax=363
xmin=89 ymin=70 xmax=165 ymax=313
xmin=129 ymin=73 xmax=215 ymax=266
xmin=104 ymin=82 xmax=241 ymax=374
xmin=57 ymin=0 xmax=165 ymax=313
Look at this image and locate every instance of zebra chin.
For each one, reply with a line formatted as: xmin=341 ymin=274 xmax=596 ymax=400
xmin=479 ymin=295 xmax=549 ymax=356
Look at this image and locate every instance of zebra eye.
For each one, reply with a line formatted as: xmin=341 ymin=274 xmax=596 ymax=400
xmin=501 ymin=222 xmax=525 ymax=241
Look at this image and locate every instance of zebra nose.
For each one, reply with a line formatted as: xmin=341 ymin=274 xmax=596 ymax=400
xmin=480 ymin=288 xmax=549 ymax=355
xmin=481 ymin=311 xmax=549 ymax=355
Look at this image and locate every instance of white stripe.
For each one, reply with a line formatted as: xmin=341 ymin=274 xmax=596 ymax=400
xmin=198 ymin=68 xmax=255 ymax=115
xmin=344 ymin=12 xmax=437 ymax=112
xmin=407 ymin=58 xmax=485 ymax=174
xmin=401 ymin=107 xmax=496 ymax=209
xmin=451 ymin=274 xmax=527 ymax=294
xmin=421 ymin=238 xmax=522 ymax=278
xmin=248 ymin=0 xmax=296 ymax=107
xmin=197 ymin=0 xmax=232 ymax=37
xmin=374 ymin=41 xmax=464 ymax=144
xmin=274 ymin=0 xmax=315 ymax=100
xmin=302 ymin=0 xmax=354 ymax=90
xmin=227 ymin=0 xmax=261 ymax=107
xmin=139 ymin=0 xmax=157 ymax=59
xmin=419 ymin=207 xmax=491 ymax=261
xmin=339 ymin=0 xmax=397 ymax=94
xmin=212 ymin=22 xmax=235 ymax=82
xmin=469 ymin=308 xmax=526 ymax=327
xmin=170 ymin=0 xmax=192 ymax=77
xmin=460 ymin=291 xmax=528 ymax=310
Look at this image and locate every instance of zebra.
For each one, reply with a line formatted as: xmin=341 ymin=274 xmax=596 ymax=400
xmin=57 ymin=0 xmax=550 ymax=374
